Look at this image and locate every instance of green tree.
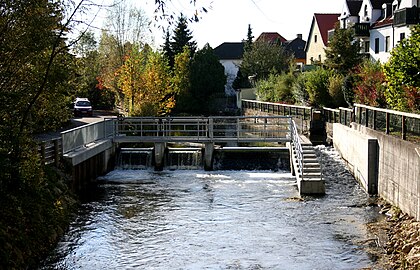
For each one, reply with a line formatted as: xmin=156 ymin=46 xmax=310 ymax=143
xmin=240 ymin=40 xmax=293 ymax=81
xmin=256 ymin=72 xmax=296 ymax=103
xmin=324 ymin=23 xmax=362 ymax=74
xmin=245 ymin=24 xmax=254 ymax=52
xmin=383 ymin=25 xmax=420 ymax=112
xmin=304 ymin=68 xmax=334 ymax=107
xmin=189 ymin=44 xmax=226 ymax=112
xmin=170 ymin=14 xmax=197 ymax=60
xmin=172 ymin=46 xmax=192 ymax=113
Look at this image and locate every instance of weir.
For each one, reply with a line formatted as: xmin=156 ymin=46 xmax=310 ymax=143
xmin=58 ymin=115 xmax=325 ymax=195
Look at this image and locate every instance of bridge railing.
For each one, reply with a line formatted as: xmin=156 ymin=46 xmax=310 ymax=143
xmin=291 ymin=120 xmax=304 ymax=179
xmin=241 ymin=99 xmax=313 ymax=133
xmin=323 ymin=107 xmax=354 ymax=127
xmin=61 ymin=119 xmax=114 ymax=154
xmin=108 ymin=116 xmax=292 ymax=143
xmin=37 ymin=138 xmax=62 ymax=166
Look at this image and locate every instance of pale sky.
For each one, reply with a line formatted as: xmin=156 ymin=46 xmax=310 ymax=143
xmin=89 ymin=0 xmax=343 ymax=49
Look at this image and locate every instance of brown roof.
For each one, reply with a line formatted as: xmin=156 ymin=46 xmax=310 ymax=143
xmin=314 ymin=13 xmax=340 ymax=46
xmin=372 ymin=16 xmax=393 ymax=28
xmin=255 ymin=32 xmax=287 ymax=44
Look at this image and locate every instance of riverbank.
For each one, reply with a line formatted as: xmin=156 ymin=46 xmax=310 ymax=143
xmin=366 ymin=199 xmax=420 ymax=269
xmin=0 ymin=165 xmax=78 ymax=269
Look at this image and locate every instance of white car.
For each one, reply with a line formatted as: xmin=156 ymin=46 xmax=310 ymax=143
xmin=73 ymin=98 xmax=93 ymax=117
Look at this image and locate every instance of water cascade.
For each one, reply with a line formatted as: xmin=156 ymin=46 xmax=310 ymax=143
xmin=116 ymin=148 xmax=153 ymax=169
xmin=165 ymin=147 xmax=203 ymax=170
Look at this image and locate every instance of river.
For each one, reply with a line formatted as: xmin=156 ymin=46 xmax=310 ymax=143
xmin=40 ymin=146 xmax=382 ymax=269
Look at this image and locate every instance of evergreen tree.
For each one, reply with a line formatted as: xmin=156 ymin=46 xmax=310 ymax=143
xmin=170 ymin=14 xmax=197 ymax=60
xmin=324 ymin=23 xmax=362 ymax=74
xmin=245 ymin=24 xmax=254 ymax=52
xmin=162 ymin=29 xmax=174 ymax=67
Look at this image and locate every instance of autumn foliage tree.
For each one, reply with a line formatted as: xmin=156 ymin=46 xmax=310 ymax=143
xmin=353 ymin=60 xmax=386 ymax=107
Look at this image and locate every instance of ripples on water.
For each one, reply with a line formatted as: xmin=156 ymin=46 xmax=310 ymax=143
xmin=41 ymin=146 xmax=381 ymax=270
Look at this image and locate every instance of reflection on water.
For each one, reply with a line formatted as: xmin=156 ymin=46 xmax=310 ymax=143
xmin=41 ymin=146 xmax=381 ymax=269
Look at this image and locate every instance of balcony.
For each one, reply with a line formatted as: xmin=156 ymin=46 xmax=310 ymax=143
xmin=354 ymin=23 xmax=370 ymax=37
xmin=393 ymin=7 xmax=420 ymax=26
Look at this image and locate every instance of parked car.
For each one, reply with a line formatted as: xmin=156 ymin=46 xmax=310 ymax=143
xmin=74 ymin=98 xmax=93 ymax=117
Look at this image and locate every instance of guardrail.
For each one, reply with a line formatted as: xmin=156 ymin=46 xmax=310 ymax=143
xmin=323 ymin=104 xmax=420 ymax=142
xmin=107 ymin=115 xmax=293 ymax=143
xmin=61 ymin=119 xmax=115 ymax=154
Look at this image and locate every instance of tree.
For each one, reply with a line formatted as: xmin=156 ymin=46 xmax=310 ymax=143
xmin=245 ymin=24 xmax=254 ymax=52
xmin=189 ymin=44 xmax=226 ymax=112
xmin=304 ymin=68 xmax=334 ymax=107
xmin=324 ymin=23 xmax=362 ymax=74
xmin=240 ymin=40 xmax=293 ymax=81
xmin=162 ymin=30 xmax=174 ymax=66
xmin=383 ymin=25 xmax=420 ymax=112
xmin=353 ymin=60 xmax=386 ymax=107
xmin=170 ymin=14 xmax=197 ymax=62
xmin=172 ymin=46 xmax=191 ymax=113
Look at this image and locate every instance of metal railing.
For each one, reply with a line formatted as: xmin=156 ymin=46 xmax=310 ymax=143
xmin=241 ymin=99 xmax=313 ymax=133
xmin=291 ymin=120 xmax=304 ymax=180
xmin=323 ymin=107 xmax=354 ymax=127
xmin=61 ymin=119 xmax=115 ymax=154
xmin=354 ymin=103 xmax=420 ymax=142
xmin=107 ymin=116 xmax=293 ymax=143
xmin=38 ymin=138 xmax=62 ymax=166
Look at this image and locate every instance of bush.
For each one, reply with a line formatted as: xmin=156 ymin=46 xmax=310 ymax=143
xmin=328 ymin=73 xmax=346 ymax=107
xmin=256 ymin=72 xmax=296 ymax=103
xmin=353 ymin=60 xmax=386 ymax=107
xmin=304 ymin=68 xmax=333 ymax=107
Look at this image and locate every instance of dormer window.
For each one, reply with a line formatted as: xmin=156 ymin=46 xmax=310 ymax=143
xmin=392 ymin=4 xmax=397 ymax=15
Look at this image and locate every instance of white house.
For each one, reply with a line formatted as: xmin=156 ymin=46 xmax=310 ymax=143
xmin=340 ymin=0 xmax=419 ymax=62
xmin=213 ymin=42 xmax=244 ymax=96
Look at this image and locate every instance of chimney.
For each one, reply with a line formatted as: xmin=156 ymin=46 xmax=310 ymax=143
xmin=297 ymin=34 xmax=302 ymax=39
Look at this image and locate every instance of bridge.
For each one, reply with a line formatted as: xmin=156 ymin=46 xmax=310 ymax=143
xmin=56 ymin=115 xmax=323 ymax=195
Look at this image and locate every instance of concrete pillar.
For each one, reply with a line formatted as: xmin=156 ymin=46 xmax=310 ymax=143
xmin=154 ymin=142 xmax=166 ymax=171
xmin=204 ymin=142 xmax=214 ymax=171
xmin=367 ymin=138 xmax=379 ymax=194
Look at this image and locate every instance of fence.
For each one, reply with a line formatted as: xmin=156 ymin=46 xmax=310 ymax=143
xmin=38 ymin=138 xmax=62 ymax=166
xmin=323 ymin=104 xmax=420 ymax=142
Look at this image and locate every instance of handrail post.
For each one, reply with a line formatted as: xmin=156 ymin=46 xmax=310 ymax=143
xmin=209 ymin=118 xmax=213 ymax=140
xmin=386 ymin=112 xmax=390 ymax=134
xmin=373 ymin=110 xmax=377 ymax=130
xmin=365 ymin=108 xmax=369 ymax=127
xmin=40 ymin=142 xmax=46 ymax=165
xmin=54 ymin=139 xmax=60 ymax=167
xmin=402 ymin=116 xmax=407 ymax=140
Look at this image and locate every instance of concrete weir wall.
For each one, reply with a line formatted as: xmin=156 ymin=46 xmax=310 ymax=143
xmin=333 ymin=123 xmax=420 ymax=221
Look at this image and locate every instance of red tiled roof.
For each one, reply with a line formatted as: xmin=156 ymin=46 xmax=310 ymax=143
xmin=372 ymin=16 xmax=393 ymax=28
xmin=255 ymin=32 xmax=287 ymax=43
xmin=314 ymin=13 xmax=340 ymax=46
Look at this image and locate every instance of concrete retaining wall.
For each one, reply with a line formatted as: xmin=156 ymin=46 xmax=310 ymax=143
xmin=333 ymin=123 xmax=420 ymax=221
xmin=352 ymin=124 xmax=420 ymax=221
xmin=333 ymin=123 xmax=378 ymax=194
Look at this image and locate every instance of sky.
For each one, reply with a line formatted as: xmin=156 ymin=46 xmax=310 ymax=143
xmin=89 ymin=0 xmax=344 ymax=49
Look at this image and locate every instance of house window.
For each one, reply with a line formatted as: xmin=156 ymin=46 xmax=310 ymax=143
xmin=385 ymin=36 xmax=390 ymax=52
xmin=392 ymin=4 xmax=397 ymax=15
xmin=374 ymin=38 xmax=380 ymax=54
xmin=364 ymin=41 xmax=370 ymax=53
xmin=364 ymin=5 xmax=368 ymax=17
xmin=318 ymin=55 xmax=321 ymax=61
xmin=315 ymin=35 xmax=318 ymax=43
xmin=400 ymin=32 xmax=405 ymax=41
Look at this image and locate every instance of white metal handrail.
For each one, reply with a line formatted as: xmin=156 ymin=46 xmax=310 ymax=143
xmin=291 ymin=120 xmax=304 ymax=180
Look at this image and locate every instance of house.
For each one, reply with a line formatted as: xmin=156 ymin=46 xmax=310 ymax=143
xmin=284 ymin=34 xmax=307 ymax=68
xmin=255 ymin=32 xmax=287 ymax=44
xmin=214 ymin=42 xmax=245 ymax=96
xmin=340 ymin=0 xmax=419 ymax=62
xmin=305 ymin=13 xmax=340 ymax=64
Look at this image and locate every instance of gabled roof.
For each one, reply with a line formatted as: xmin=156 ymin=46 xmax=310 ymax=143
xmin=314 ymin=13 xmax=340 ymax=46
xmin=284 ymin=37 xmax=306 ymax=59
xmin=255 ymin=32 xmax=287 ymax=44
xmin=214 ymin=42 xmax=244 ymax=60
xmin=347 ymin=0 xmax=363 ymax=15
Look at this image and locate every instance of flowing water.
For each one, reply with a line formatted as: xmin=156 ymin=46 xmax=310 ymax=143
xmin=40 ymin=146 xmax=382 ymax=269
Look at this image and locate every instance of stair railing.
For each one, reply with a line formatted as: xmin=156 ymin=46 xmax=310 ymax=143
xmin=291 ymin=120 xmax=304 ymax=180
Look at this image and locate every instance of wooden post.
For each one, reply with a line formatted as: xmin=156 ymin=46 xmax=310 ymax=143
xmin=402 ymin=116 xmax=407 ymax=140
xmin=365 ymin=109 xmax=369 ymax=127
xmin=372 ymin=110 xmax=377 ymax=130
xmin=385 ymin=113 xmax=390 ymax=134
